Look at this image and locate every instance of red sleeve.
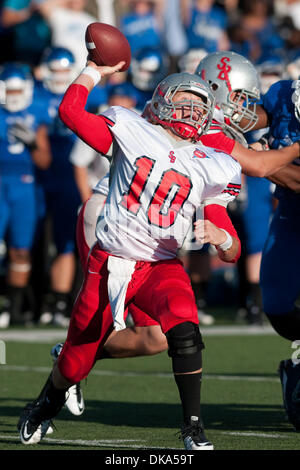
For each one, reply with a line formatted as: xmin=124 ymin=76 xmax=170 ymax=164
xmin=200 ymin=131 xmax=235 ymax=155
xmin=204 ymin=203 xmax=241 ymax=263
xmin=58 ymin=84 xmax=113 ymax=154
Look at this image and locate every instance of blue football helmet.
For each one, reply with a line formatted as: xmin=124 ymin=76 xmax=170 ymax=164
xmin=0 ymin=63 xmax=33 ymax=112
xmin=129 ymin=47 xmax=169 ymax=92
xmin=40 ymin=47 xmax=77 ymax=95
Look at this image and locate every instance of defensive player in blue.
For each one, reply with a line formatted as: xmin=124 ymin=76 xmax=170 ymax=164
xmin=34 ymin=47 xmax=108 ymax=326
xmin=256 ymin=78 xmax=300 ymax=431
xmin=0 ymin=63 xmax=51 ymax=328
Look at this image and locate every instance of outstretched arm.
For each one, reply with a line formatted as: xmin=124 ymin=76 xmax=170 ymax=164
xmin=58 ymin=60 xmax=125 ymax=154
xmin=231 ymin=140 xmax=300 ymax=177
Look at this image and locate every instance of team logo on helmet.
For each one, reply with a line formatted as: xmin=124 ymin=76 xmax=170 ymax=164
xmin=217 ymin=57 xmax=232 ymax=91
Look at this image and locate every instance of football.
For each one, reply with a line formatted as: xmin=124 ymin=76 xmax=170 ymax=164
xmin=85 ymin=22 xmax=131 ymax=71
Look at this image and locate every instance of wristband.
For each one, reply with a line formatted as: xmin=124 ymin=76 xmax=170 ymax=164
xmin=218 ymin=229 xmax=233 ymax=251
xmin=80 ymin=66 xmax=101 ymax=87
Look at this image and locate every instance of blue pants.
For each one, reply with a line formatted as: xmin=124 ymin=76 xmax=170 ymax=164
xmin=260 ymin=201 xmax=300 ymax=315
xmin=0 ymin=176 xmax=37 ymax=249
xmin=242 ymin=176 xmax=273 ymax=255
xmin=43 ymin=183 xmax=81 ymax=254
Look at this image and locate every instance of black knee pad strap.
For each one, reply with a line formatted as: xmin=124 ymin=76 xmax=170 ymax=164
xmin=166 ymin=322 xmax=204 ymax=374
xmin=166 ymin=322 xmax=204 ymax=358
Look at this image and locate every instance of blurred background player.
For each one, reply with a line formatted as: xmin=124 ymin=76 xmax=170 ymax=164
xmin=0 ymin=63 xmax=51 ymax=328
xmin=228 ymin=0 xmax=284 ymax=64
xmin=182 ymin=0 xmax=230 ymax=53
xmin=128 ymin=46 xmax=169 ymax=111
xmin=119 ymin=0 xmax=163 ymax=55
xmin=36 ymin=0 xmax=97 ymax=70
xmin=32 ymin=46 xmax=107 ymax=326
xmin=0 ymin=0 xmax=52 ymax=66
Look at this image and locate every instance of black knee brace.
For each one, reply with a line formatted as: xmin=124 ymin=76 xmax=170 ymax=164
xmin=166 ymin=322 xmax=205 ymax=373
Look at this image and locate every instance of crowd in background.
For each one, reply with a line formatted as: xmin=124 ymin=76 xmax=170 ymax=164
xmin=0 ymin=0 xmax=299 ymax=329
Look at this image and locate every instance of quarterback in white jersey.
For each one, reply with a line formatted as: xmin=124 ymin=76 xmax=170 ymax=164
xmin=97 ymin=106 xmax=241 ymax=261
xmin=19 ymin=63 xmax=242 ymax=451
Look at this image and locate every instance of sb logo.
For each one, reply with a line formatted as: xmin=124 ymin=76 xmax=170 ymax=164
xmin=217 ymin=57 xmax=231 ymax=80
xmin=168 ymin=151 xmax=176 ymax=163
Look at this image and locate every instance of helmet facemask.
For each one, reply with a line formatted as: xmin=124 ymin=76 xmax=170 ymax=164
xmin=42 ymin=60 xmax=77 ymax=95
xmin=2 ymin=77 xmax=33 ymax=112
xmin=222 ymin=88 xmax=259 ymax=133
xmin=151 ymin=75 xmax=214 ymax=141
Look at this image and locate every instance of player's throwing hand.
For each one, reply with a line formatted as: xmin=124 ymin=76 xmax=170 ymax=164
xmin=194 ymin=219 xmax=227 ymax=246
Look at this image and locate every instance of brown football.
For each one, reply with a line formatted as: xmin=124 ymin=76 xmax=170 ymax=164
xmin=85 ymin=22 xmax=131 ymax=71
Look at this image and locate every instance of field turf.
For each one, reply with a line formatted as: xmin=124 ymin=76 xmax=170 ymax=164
xmin=0 ymin=327 xmax=299 ymax=452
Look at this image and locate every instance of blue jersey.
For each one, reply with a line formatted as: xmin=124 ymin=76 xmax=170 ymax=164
xmin=120 ymin=12 xmax=161 ymax=54
xmin=185 ymin=6 xmax=227 ymax=52
xmin=0 ymin=99 xmax=51 ymax=177
xmin=34 ymin=81 xmax=107 ymax=188
xmin=260 ymin=80 xmax=300 ymax=316
xmin=262 ymin=80 xmax=300 ymax=206
xmin=33 ymin=81 xmax=108 ymax=254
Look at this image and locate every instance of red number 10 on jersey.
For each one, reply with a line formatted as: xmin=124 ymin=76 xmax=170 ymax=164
xmin=120 ymin=156 xmax=192 ymax=228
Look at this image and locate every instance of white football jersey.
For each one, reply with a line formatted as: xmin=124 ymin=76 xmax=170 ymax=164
xmin=95 ymin=107 xmax=241 ymax=261
xmin=93 ymin=172 xmax=110 ymax=196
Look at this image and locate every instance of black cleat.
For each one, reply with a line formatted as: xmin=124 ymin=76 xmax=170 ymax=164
xmin=19 ymin=381 xmax=65 ymax=445
xmin=17 ymin=401 xmax=54 ymax=436
xmin=181 ymin=416 xmax=214 ymax=450
xmin=19 ymin=400 xmax=54 ymax=444
xmin=278 ymin=359 xmax=300 ymax=431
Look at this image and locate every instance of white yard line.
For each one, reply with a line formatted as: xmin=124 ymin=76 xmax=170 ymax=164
xmin=222 ymin=431 xmax=289 ymax=439
xmin=0 ymin=434 xmax=178 ymax=449
xmin=0 ymin=325 xmax=276 ymax=343
xmin=0 ymin=431 xmax=288 ymax=449
xmin=1 ymin=364 xmax=279 ymax=383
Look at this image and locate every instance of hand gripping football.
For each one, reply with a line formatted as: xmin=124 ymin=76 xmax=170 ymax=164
xmin=85 ymin=22 xmax=131 ymax=71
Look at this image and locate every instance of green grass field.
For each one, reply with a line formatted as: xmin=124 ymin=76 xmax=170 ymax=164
xmin=0 ymin=328 xmax=299 ymax=451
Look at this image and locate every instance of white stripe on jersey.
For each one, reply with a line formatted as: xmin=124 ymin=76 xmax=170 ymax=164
xmin=95 ymin=106 xmax=241 ymax=262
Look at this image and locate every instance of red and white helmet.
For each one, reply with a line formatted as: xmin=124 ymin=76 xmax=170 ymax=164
xmin=150 ymin=72 xmax=215 ymax=141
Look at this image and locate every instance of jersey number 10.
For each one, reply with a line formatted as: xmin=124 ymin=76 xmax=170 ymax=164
xmin=120 ymin=156 xmax=192 ymax=228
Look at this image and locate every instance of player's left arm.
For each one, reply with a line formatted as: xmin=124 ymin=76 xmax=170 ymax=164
xmin=31 ymin=124 xmax=51 ymax=169
xmin=194 ymin=203 xmax=241 ymax=263
xmin=267 ymin=163 xmax=300 ymax=193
